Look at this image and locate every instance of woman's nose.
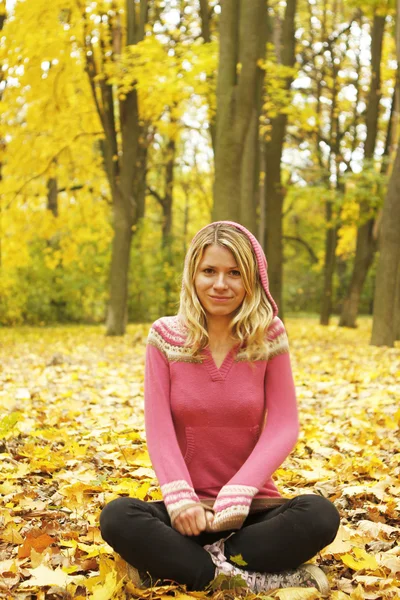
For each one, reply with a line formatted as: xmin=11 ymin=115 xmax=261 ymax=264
xmin=213 ymin=273 xmax=228 ymax=289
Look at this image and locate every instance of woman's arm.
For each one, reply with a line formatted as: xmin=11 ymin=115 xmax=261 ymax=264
xmin=145 ymin=339 xmax=201 ymax=524
xmin=210 ymin=320 xmax=299 ymax=531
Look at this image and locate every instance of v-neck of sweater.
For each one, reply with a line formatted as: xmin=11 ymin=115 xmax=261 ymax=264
xmin=203 ymin=345 xmax=239 ymax=381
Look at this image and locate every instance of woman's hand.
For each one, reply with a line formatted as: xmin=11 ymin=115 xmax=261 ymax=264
xmin=173 ymin=505 xmax=215 ymax=536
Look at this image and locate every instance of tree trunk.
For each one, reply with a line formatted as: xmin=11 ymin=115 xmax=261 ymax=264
xmin=339 ymin=219 xmax=377 ymax=326
xmin=264 ymin=119 xmax=285 ymax=317
xmin=339 ymin=14 xmax=385 ymax=327
xmin=107 ymin=189 xmax=134 ymax=334
xmin=199 ymin=0 xmax=216 ymax=153
xmin=320 ymin=202 xmax=338 ymax=325
xmin=0 ymin=9 xmax=7 ymax=268
xmin=162 ymin=137 xmax=175 ymax=248
xmin=394 ymin=260 xmax=400 ymax=340
xmin=83 ymin=0 xmax=149 ymax=335
xmin=370 ymin=146 xmax=400 ymax=346
xmin=106 ymin=81 xmax=141 ymax=335
xmin=133 ymin=141 xmax=148 ymax=223
xmin=47 ymin=178 xmax=58 ymax=217
xmin=239 ymin=107 xmax=259 ymax=234
xmin=320 ymin=44 xmax=341 ymax=325
xmin=163 ymin=136 xmax=176 ymax=313
xmin=264 ymin=0 xmax=297 ymax=317
xmin=371 ymin=0 xmax=400 ymax=346
xmin=212 ymin=0 xmax=266 ymax=224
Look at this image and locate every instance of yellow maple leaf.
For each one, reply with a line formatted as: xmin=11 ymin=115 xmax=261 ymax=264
xmin=19 ymin=564 xmax=83 ymax=588
xmin=270 ymin=587 xmax=321 ymax=599
xmin=90 ymin=570 xmax=122 ymax=600
xmin=341 ymin=548 xmax=378 ymax=571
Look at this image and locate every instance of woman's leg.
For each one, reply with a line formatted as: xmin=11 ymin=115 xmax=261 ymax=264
xmin=99 ymin=497 xmax=216 ymax=590
xmin=224 ymin=494 xmax=340 ymax=573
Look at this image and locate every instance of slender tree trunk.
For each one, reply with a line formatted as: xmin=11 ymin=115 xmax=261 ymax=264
xmin=133 ymin=141 xmax=148 ymax=223
xmin=258 ymin=142 xmax=266 ymax=247
xmin=212 ymin=0 xmax=266 ymax=225
xmin=320 ymin=203 xmax=338 ymax=324
xmin=370 ymin=146 xmax=400 ymax=346
xmin=47 ymin=178 xmax=58 ymax=217
xmin=163 ymin=136 xmax=176 ymax=313
xmin=84 ymin=0 xmax=149 ymax=335
xmin=162 ymin=137 xmax=175 ymax=248
xmin=0 ymin=9 xmax=7 ymax=269
xmin=199 ymin=0 xmax=216 ymax=152
xmin=240 ymin=11 xmax=269 ymax=234
xmin=394 ymin=260 xmax=400 ymax=340
xmin=371 ymin=0 xmax=400 ymax=346
xmin=264 ymin=0 xmax=297 ymax=317
xmin=339 ymin=219 xmax=377 ymax=326
xmin=340 ymin=14 xmax=385 ymax=327
xmin=320 ymin=45 xmax=341 ymax=325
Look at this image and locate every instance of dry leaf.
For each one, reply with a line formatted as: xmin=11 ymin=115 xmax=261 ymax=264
xmin=19 ymin=564 xmax=83 ymax=588
xmin=270 ymin=587 xmax=321 ymax=599
xmin=341 ymin=548 xmax=379 ymax=571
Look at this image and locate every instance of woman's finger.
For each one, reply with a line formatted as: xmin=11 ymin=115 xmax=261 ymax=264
xmin=195 ymin=508 xmax=207 ymax=533
xmin=205 ymin=511 xmax=214 ymax=528
xmin=181 ymin=513 xmax=196 ymax=536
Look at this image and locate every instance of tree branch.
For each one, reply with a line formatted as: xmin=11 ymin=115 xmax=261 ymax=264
xmin=283 ymin=235 xmax=318 ymax=263
xmin=4 ymin=131 xmax=104 ymax=208
xmin=147 ymin=185 xmax=166 ymax=208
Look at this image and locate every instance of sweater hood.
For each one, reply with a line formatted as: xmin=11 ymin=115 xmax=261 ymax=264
xmin=193 ymin=221 xmax=279 ymax=317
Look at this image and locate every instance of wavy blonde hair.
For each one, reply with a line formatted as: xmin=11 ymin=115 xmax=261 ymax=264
xmin=179 ymin=223 xmax=274 ymax=361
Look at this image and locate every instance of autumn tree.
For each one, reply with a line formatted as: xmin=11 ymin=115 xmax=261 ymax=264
xmin=371 ymin=0 xmax=400 ymax=347
xmin=340 ymin=11 xmax=386 ymax=328
xmin=80 ymin=0 xmax=149 ymax=335
xmin=212 ymin=0 xmax=267 ymax=232
xmin=262 ymin=0 xmax=297 ymax=316
xmin=0 ymin=0 xmax=6 ymax=269
xmin=294 ymin=1 xmax=379 ymax=325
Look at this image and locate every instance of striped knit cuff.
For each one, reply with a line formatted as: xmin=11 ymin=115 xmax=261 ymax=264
xmin=212 ymin=485 xmax=258 ymax=531
xmin=161 ymin=480 xmax=200 ymax=524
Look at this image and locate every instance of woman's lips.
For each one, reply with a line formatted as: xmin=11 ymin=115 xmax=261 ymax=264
xmin=209 ymin=296 xmax=232 ymax=302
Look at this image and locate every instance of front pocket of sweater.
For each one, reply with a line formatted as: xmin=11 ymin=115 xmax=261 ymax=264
xmin=183 ymin=425 xmax=260 ymax=491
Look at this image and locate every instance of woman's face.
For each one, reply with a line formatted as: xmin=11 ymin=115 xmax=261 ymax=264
xmin=194 ymin=244 xmax=246 ymax=319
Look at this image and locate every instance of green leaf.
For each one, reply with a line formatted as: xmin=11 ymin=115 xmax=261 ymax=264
xmin=230 ymin=553 xmax=248 ymax=566
xmin=0 ymin=411 xmax=23 ymax=440
xmin=208 ymin=572 xmax=248 ymax=590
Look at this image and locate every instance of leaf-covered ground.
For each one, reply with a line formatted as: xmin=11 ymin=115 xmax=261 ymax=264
xmin=0 ymin=318 xmax=399 ymax=600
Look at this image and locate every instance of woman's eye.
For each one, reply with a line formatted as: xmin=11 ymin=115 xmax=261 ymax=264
xmin=231 ymin=270 xmax=241 ymax=276
xmin=204 ymin=268 xmax=214 ymax=274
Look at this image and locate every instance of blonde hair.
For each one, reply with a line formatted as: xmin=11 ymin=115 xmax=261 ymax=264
xmin=179 ymin=223 xmax=274 ymax=361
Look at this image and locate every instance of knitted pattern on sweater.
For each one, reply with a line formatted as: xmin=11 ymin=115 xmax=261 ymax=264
xmin=144 ymin=314 xmax=299 ymax=531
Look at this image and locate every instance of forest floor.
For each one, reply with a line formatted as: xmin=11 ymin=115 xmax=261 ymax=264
xmin=0 ymin=318 xmax=399 ymax=600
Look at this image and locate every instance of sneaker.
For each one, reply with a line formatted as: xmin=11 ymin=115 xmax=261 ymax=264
xmin=204 ymin=538 xmax=330 ymax=597
xmin=125 ymin=564 xmax=153 ymax=589
xmin=126 ymin=564 xmax=142 ymax=587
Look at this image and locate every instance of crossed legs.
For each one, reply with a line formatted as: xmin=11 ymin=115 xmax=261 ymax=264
xmin=100 ymin=494 xmax=340 ymax=591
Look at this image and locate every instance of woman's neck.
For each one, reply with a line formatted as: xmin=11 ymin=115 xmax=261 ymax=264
xmin=206 ymin=316 xmax=235 ymax=347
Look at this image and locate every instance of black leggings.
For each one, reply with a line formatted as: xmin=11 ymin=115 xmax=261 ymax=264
xmin=100 ymin=494 xmax=340 ymax=591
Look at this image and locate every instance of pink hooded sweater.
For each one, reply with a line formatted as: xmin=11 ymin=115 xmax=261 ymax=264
xmin=144 ymin=221 xmax=299 ymax=532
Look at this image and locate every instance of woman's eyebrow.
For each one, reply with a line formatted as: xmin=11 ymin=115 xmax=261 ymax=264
xmin=201 ymin=263 xmax=239 ymax=269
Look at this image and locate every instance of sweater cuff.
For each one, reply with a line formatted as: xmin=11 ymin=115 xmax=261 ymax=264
xmin=161 ymin=480 xmax=200 ymax=524
xmin=211 ymin=485 xmax=258 ymax=531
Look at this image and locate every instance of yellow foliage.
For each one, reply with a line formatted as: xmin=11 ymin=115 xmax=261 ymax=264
xmin=341 ymin=548 xmax=379 ymax=572
xmin=0 ymin=319 xmax=399 ymax=599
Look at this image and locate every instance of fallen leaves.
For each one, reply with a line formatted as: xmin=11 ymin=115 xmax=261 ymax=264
xmin=0 ymin=318 xmax=399 ymax=599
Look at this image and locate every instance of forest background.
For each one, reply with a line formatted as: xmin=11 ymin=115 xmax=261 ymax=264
xmin=0 ymin=0 xmax=399 ymax=345
xmin=1 ymin=2 xmax=400 ymax=599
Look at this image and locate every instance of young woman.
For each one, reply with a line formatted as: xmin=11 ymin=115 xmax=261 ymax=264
xmin=100 ymin=221 xmax=340 ymax=595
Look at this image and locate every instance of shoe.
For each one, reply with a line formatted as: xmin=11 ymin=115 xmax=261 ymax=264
xmin=204 ymin=538 xmax=330 ymax=597
xmin=126 ymin=564 xmax=153 ymax=588
xmin=126 ymin=564 xmax=142 ymax=587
